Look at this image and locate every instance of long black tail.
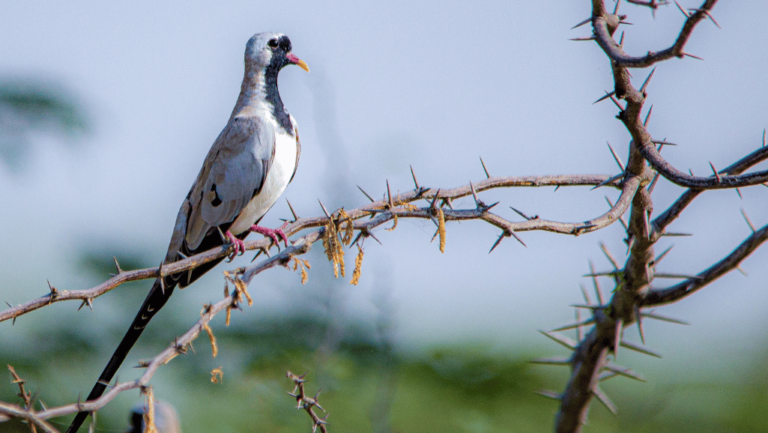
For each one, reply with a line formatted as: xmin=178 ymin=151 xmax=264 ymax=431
xmin=66 ymin=226 xmax=240 ymax=432
xmin=66 ymin=277 xmax=176 ymax=433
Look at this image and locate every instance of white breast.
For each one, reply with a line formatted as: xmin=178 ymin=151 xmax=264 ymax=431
xmin=228 ymin=126 xmax=298 ymax=235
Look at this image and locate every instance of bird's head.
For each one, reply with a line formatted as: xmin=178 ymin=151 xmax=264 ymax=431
xmin=245 ymin=32 xmax=309 ymax=73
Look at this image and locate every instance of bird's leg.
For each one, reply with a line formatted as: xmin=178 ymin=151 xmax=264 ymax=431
xmin=249 ymin=221 xmax=290 ymax=248
xmin=225 ymin=230 xmax=246 ymax=260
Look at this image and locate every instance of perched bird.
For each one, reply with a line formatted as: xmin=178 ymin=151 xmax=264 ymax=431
xmin=66 ymin=32 xmax=309 ymax=433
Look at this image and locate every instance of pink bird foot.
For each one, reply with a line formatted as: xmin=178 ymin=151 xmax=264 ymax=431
xmin=225 ymin=230 xmax=246 ymax=261
xmin=250 ymin=221 xmax=290 ymax=248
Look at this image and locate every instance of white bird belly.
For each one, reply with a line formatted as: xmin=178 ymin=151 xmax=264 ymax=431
xmin=229 ymin=130 xmax=297 ymax=235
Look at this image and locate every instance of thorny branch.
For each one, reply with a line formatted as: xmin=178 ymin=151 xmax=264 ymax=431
xmin=0 ymin=232 xmax=333 ymax=430
xmin=643 ymin=223 xmax=768 ymax=305
xmin=0 ymin=272 xmax=249 ymax=428
xmin=550 ymin=1 xmax=768 ymax=433
xmin=590 ymin=0 xmax=768 ymax=191
xmin=591 ymin=0 xmax=718 ymax=68
xmin=286 ymin=372 xmax=329 ymax=433
xmin=1 ymin=174 xmax=625 ymax=323
xmin=638 ymin=142 xmax=768 ymax=189
xmin=651 ymin=145 xmax=768 ymax=238
xmin=0 ymin=172 xmax=634 ymax=429
xmin=0 ymin=366 xmax=57 ymax=432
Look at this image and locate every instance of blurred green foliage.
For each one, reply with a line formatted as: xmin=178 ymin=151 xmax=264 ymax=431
xmin=0 ymin=81 xmax=88 ymax=171
xmin=3 ymin=312 xmax=768 ymax=432
xmin=2 ymin=241 xmax=768 ymax=432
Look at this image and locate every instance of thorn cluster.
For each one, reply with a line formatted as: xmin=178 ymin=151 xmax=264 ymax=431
xmin=286 ymin=371 xmax=329 ymax=433
xmin=8 ymin=365 xmax=33 ymax=412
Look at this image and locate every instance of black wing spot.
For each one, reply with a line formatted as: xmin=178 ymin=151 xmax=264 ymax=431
xmin=210 ymin=184 xmax=222 ymax=207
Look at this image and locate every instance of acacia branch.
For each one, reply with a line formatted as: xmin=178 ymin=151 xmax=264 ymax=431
xmin=0 ymin=174 xmax=623 ymax=323
xmin=0 ymin=280 xmax=243 ymax=427
xmin=232 ymin=174 xmax=641 ymax=285
xmin=286 ymin=372 xmax=329 ymax=433
xmin=0 ymin=171 xmax=639 ymax=428
xmin=554 ymin=2 xmax=766 ymax=431
xmin=638 ymin=142 xmax=768 ymax=189
xmin=555 ymin=84 xmax=656 ymax=433
xmin=595 ymin=1 xmax=768 ymax=191
xmin=591 ymin=0 xmax=718 ymax=68
xmin=0 ymin=225 xmax=349 ymax=427
xmin=13 ymin=186 xmax=615 ymax=427
xmin=0 ymin=401 xmax=58 ymax=433
xmin=643 ymin=223 xmax=768 ymax=306
xmin=652 ymin=146 xmax=768 ymax=238
xmin=556 ymin=176 xmax=654 ymax=431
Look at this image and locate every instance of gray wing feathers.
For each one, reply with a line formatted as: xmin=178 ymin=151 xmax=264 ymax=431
xmin=180 ymin=116 xmax=275 ymax=252
xmin=165 ymin=198 xmax=190 ymax=263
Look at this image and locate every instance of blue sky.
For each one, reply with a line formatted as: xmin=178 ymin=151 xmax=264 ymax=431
xmin=1 ymin=1 xmax=767 ymax=381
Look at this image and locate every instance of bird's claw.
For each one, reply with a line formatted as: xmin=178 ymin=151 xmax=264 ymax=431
xmin=225 ymin=230 xmax=246 ymax=261
xmin=250 ymin=222 xmax=290 ymax=249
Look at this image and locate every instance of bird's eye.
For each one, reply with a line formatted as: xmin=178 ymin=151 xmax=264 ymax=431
xmin=268 ymin=39 xmax=279 ymax=49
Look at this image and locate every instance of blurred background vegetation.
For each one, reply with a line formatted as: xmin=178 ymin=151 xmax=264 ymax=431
xmin=2 ymin=48 xmax=768 ymax=433
xmin=1 ymin=189 xmax=767 ymax=432
xmin=0 ymin=81 xmax=88 ymax=172
xmin=3 ymin=297 xmax=768 ymax=432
